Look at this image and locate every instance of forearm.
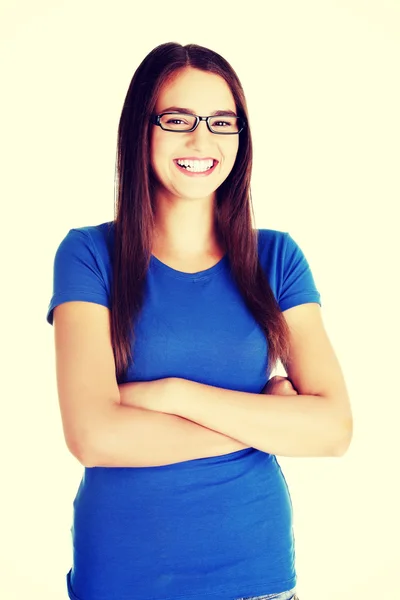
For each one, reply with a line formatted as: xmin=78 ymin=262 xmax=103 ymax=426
xmin=167 ymin=379 xmax=352 ymax=458
xmin=84 ymin=402 xmax=249 ymax=468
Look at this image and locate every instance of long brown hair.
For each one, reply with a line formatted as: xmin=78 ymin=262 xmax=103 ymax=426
xmin=110 ymin=42 xmax=290 ymax=382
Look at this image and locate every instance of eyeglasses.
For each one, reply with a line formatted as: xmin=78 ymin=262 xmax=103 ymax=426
xmin=150 ymin=112 xmax=246 ymax=135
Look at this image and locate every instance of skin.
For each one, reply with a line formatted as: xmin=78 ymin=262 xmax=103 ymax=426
xmin=149 ymin=67 xmax=240 ymax=260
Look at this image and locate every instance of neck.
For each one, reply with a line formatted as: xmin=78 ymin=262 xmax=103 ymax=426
xmin=152 ymin=191 xmax=221 ymax=257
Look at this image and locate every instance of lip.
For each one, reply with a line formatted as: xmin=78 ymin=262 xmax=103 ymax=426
xmin=173 ymin=158 xmax=218 ymax=178
xmin=174 ymin=157 xmax=218 ymax=162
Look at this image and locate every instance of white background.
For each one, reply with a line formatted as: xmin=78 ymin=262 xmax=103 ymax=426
xmin=1 ymin=1 xmax=399 ymax=598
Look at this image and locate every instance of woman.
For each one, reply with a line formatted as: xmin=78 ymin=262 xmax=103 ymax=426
xmin=47 ymin=42 xmax=352 ymax=600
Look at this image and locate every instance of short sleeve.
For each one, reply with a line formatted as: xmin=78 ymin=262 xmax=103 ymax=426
xmin=46 ymin=228 xmax=110 ymax=325
xmin=278 ymin=232 xmax=321 ymax=311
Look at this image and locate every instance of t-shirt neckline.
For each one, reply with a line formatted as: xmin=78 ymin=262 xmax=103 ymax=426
xmin=150 ymin=253 xmax=229 ymax=280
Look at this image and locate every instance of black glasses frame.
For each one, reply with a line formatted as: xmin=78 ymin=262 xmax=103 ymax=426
xmin=150 ymin=112 xmax=246 ymax=135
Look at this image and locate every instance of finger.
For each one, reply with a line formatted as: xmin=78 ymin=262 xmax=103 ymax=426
xmin=276 ymin=381 xmax=298 ymax=394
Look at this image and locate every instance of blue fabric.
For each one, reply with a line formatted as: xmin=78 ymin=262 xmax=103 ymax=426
xmin=47 ymin=221 xmax=320 ymax=600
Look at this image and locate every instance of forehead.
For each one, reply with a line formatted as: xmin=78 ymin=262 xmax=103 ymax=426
xmin=155 ymin=68 xmax=236 ymax=113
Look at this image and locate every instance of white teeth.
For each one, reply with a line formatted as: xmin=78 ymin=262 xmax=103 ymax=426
xmin=176 ymin=159 xmax=214 ymax=172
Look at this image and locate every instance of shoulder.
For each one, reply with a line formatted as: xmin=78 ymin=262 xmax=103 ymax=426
xmin=47 ymin=221 xmax=114 ymax=326
xmin=255 ymin=227 xmax=321 ymax=311
xmin=55 ymin=221 xmax=114 ymax=264
xmin=256 ymin=227 xmax=288 ymax=262
xmin=255 ymin=227 xmax=291 ymax=272
xmin=66 ymin=220 xmax=114 ymax=248
xmin=256 ymin=227 xmax=287 ymax=244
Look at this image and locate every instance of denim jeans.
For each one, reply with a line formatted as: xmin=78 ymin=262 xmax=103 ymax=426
xmin=234 ymin=587 xmax=298 ymax=600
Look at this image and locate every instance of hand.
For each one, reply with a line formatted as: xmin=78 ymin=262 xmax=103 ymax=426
xmin=261 ymin=375 xmax=298 ymax=396
xmin=118 ymin=378 xmax=174 ymax=413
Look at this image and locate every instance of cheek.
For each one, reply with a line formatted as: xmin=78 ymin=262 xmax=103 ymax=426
xmin=151 ymin=133 xmax=173 ymax=170
xmin=224 ymin=141 xmax=239 ymax=167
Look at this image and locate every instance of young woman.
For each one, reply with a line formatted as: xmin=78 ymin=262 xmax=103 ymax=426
xmin=47 ymin=42 xmax=352 ymax=600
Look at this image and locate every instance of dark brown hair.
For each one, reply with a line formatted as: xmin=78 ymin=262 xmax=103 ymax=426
xmin=111 ymin=42 xmax=290 ymax=382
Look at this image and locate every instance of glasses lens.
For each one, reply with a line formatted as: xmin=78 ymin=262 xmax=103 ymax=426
xmin=159 ymin=113 xmax=242 ymax=133
xmin=209 ymin=116 xmax=241 ymax=133
xmin=159 ymin=113 xmax=196 ymax=131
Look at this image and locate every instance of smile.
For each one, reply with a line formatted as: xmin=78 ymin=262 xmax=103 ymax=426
xmin=173 ymin=159 xmax=218 ymax=177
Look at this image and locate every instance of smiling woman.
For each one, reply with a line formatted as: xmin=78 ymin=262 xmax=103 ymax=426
xmin=108 ymin=45 xmax=291 ymax=382
xmin=149 ymin=67 xmax=240 ymax=208
xmin=47 ymin=41 xmax=351 ymax=600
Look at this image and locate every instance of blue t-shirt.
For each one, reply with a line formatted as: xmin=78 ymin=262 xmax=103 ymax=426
xmin=46 ymin=221 xmax=321 ymax=600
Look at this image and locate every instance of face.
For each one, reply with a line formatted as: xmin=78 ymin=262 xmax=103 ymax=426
xmin=150 ymin=67 xmax=240 ymax=203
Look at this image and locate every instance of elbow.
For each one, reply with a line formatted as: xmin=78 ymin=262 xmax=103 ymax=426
xmin=77 ymin=448 xmax=97 ymax=468
xmin=79 ymin=437 xmax=99 ymax=467
xmin=69 ymin=434 xmax=98 ymax=468
xmin=334 ymin=415 xmax=353 ymax=457
xmin=71 ymin=406 xmax=118 ymax=468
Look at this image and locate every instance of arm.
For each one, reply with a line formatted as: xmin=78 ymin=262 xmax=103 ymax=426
xmin=85 ymin=393 xmax=250 ymax=468
xmin=165 ymin=379 xmax=347 ymax=457
xmin=106 ymin=376 xmax=299 ymax=468
xmin=124 ymin=305 xmax=353 ymax=458
xmin=167 ymin=305 xmax=353 ymax=457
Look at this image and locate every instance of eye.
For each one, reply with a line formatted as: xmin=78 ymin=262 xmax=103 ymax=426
xmin=166 ymin=118 xmax=187 ymax=125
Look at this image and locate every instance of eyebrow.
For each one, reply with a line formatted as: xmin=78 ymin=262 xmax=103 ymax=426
xmin=161 ymin=106 xmax=238 ymax=117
